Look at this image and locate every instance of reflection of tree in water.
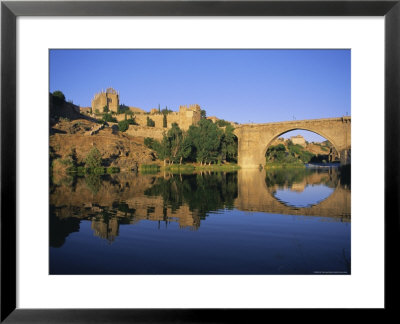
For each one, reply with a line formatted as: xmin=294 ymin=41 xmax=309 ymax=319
xmin=265 ymin=167 xmax=350 ymax=189
xmin=112 ymin=202 xmax=136 ymax=218
xmin=265 ymin=168 xmax=313 ymax=188
xmin=85 ymin=174 xmax=102 ymax=194
xmin=49 ymin=209 xmax=80 ymax=248
xmin=85 ymin=174 xmax=113 ymax=194
xmin=144 ymin=172 xmax=238 ymax=218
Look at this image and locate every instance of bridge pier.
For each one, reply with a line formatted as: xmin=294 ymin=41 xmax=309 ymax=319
xmin=339 ymin=149 xmax=351 ymax=165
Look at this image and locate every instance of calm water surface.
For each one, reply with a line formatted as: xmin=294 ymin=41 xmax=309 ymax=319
xmin=50 ymin=167 xmax=350 ymax=274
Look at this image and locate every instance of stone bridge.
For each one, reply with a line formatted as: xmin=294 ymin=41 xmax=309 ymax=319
xmin=234 ymin=169 xmax=351 ymax=220
xmin=234 ymin=117 xmax=351 ymax=168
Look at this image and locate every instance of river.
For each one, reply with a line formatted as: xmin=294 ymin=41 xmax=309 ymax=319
xmin=50 ymin=166 xmax=350 ymax=274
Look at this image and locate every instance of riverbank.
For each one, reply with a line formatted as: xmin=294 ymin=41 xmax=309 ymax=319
xmin=265 ymin=161 xmax=345 ymax=169
xmin=139 ymin=162 xmax=240 ymax=174
xmin=264 ymin=162 xmax=305 ymax=169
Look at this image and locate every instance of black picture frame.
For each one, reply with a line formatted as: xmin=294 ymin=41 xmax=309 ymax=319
xmin=1 ymin=0 xmax=399 ymax=322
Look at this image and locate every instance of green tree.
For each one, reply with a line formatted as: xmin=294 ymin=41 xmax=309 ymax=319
xmin=220 ymin=124 xmax=237 ymax=163
xmin=177 ymin=135 xmax=192 ymax=164
xmin=187 ymin=119 xmax=222 ymax=164
xmin=166 ymin=123 xmax=183 ymax=163
xmin=163 ymin=114 xmax=167 ymax=128
xmin=144 ymin=137 xmax=170 ymax=165
xmin=266 ymin=144 xmax=287 ymax=162
xmin=118 ymin=104 xmax=129 ymax=114
xmin=85 ymin=147 xmax=102 ymax=168
xmin=161 ymin=106 xmax=174 ymax=115
xmin=52 ymin=90 xmax=66 ymax=105
xmin=103 ymin=105 xmax=109 ymax=113
xmin=52 ymin=90 xmax=65 ymax=101
xmin=200 ymin=109 xmax=206 ymax=119
xmin=147 ymin=116 xmax=155 ymax=127
xmin=215 ymin=119 xmax=231 ymax=127
xmin=67 ymin=147 xmax=78 ymax=167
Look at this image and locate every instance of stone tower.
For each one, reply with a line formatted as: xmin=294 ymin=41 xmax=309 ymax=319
xmin=91 ymin=88 xmax=119 ymax=113
xmin=178 ymin=104 xmax=201 ymax=130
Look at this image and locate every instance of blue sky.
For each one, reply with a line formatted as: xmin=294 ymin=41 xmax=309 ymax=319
xmin=50 ymin=49 xmax=350 ymax=142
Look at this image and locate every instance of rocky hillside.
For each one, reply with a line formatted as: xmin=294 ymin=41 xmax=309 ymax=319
xmin=271 ymin=137 xmax=333 ymax=155
xmin=50 ymin=118 xmax=156 ymax=173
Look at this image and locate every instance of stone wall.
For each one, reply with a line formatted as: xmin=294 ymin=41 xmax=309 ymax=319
xmin=114 ymin=104 xmax=201 ymax=131
xmin=80 ymin=107 xmax=91 ymax=114
xmin=125 ymin=125 xmax=166 ymax=140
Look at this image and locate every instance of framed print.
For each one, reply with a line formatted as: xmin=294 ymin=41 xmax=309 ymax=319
xmin=1 ymin=0 xmax=399 ymax=322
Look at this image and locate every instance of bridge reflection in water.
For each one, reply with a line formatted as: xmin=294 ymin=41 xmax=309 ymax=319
xmin=50 ymin=167 xmax=350 ymax=246
xmin=235 ymin=168 xmax=350 ymax=221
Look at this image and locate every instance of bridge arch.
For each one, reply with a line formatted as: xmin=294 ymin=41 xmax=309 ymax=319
xmin=261 ymin=127 xmax=340 ymax=159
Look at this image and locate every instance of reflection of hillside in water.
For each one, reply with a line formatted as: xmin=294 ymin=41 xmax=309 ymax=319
xmin=50 ymin=168 xmax=350 ymax=247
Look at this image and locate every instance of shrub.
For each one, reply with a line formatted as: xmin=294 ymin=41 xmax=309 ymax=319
xmin=127 ymin=117 xmax=137 ymax=125
xmin=118 ymin=120 xmax=130 ymax=132
xmin=85 ymin=147 xmax=102 ymax=168
xmin=102 ymin=113 xmax=117 ymax=123
xmin=144 ymin=137 xmax=154 ymax=148
xmin=139 ymin=164 xmax=160 ymax=174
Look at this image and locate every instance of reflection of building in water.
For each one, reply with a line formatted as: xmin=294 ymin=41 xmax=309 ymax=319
xmin=86 ymin=202 xmax=201 ymax=243
xmin=91 ymin=217 xmax=119 ymax=243
xmin=123 ymin=196 xmax=200 ymax=230
xmin=50 ymin=172 xmax=204 ymax=244
xmin=291 ymin=182 xmax=307 ymax=192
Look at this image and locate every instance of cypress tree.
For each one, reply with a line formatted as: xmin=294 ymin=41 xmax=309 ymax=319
xmin=163 ymin=114 xmax=167 ymax=128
